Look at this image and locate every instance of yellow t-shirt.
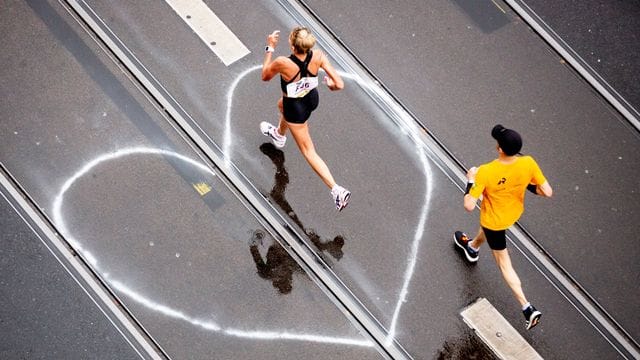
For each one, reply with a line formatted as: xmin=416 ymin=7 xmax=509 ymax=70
xmin=469 ymin=156 xmax=547 ymax=230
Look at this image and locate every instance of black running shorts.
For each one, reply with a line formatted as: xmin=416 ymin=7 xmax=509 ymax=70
xmin=482 ymin=227 xmax=507 ymax=250
xmin=282 ymin=88 xmax=319 ymax=124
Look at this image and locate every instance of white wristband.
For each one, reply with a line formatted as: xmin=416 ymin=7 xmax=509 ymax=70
xmin=265 ymin=45 xmax=274 ymax=53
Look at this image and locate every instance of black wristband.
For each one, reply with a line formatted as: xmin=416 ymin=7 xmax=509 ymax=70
xmin=526 ymin=184 xmax=537 ymax=194
xmin=464 ymin=182 xmax=473 ymax=195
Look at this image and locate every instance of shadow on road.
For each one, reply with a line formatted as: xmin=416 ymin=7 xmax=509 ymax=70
xmin=246 ymin=143 xmax=347 ymax=294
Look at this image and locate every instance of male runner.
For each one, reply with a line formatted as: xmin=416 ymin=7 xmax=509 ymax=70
xmin=455 ymin=124 xmax=553 ymax=330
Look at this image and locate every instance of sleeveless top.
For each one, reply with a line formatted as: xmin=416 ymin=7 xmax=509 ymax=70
xmin=280 ymin=51 xmax=318 ymax=95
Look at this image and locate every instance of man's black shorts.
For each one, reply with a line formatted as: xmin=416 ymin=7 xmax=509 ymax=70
xmin=482 ymin=227 xmax=507 ymax=250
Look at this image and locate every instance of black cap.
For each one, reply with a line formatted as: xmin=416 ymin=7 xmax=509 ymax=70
xmin=491 ymin=124 xmax=522 ymax=156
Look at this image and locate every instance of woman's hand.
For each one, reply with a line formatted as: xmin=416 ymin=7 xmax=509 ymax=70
xmin=267 ymin=30 xmax=280 ymax=48
xmin=323 ymin=75 xmax=335 ymax=88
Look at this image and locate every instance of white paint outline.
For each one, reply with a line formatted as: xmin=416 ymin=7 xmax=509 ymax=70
xmin=51 ymin=147 xmax=372 ymax=348
xmin=223 ymin=64 xmax=262 ymax=164
xmin=55 ymin=0 xmax=429 ymax=353
xmin=223 ymin=66 xmax=433 ymax=346
xmin=51 ymin=63 xmax=432 ymax=351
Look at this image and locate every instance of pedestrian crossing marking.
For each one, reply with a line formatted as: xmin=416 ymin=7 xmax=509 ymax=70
xmin=164 ymin=0 xmax=250 ymax=66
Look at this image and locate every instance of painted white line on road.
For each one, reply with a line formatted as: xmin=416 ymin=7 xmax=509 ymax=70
xmin=461 ymin=298 xmax=542 ymax=360
xmin=164 ymin=0 xmax=250 ymax=66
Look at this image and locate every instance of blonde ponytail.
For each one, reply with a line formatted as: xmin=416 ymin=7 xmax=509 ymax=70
xmin=289 ymin=26 xmax=316 ymax=54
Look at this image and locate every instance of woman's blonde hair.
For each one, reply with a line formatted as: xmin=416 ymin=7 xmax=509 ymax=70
xmin=289 ymin=26 xmax=316 ymax=54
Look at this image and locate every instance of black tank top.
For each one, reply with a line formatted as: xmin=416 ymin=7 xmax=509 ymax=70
xmin=280 ymin=51 xmax=317 ymax=93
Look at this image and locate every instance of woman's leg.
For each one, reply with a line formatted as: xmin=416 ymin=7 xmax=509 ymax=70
xmin=277 ymin=116 xmax=289 ymax=137
xmin=286 ymin=121 xmax=336 ymax=189
xmin=275 ymin=98 xmax=288 ymax=137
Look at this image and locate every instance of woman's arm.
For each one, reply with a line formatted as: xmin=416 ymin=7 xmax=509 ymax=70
xmin=319 ymin=51 xmax=344 ymax=91
xmin=262 ymin=31 xmax=283 ymax=81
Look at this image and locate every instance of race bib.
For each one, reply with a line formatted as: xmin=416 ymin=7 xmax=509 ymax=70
xmin=286 ymin=76 xmax=318 ymax=98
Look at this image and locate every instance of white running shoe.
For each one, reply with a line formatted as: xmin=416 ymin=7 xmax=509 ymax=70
xmin=331 ymin=185 xmax=351 ymax=211
xmin=260 ymin=122 xmax=286 ymax=148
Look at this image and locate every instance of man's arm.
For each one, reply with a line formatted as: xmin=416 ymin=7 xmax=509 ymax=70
xmin=463 ymin=166 xmax=479 ymax=212
xmin=527 ymin=158 xmax=553 ymax=198
xmin=464 ymin=194 xmax=478 ymax=212
xmin=530 ymin=181 xmax=552 ymax=197
xmin=526 ymin=179 xmax=553 ymax=197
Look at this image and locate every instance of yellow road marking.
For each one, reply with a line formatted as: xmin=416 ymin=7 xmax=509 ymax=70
xmin=193 ymin=182 xmax=212 ymax=196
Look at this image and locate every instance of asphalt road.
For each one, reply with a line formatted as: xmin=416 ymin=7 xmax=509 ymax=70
xmin=0 ymin=192 xmax=142 ymax=359
xmin=524 ymin=0 xmax=640 ymax=111
xmin=304 ymin=0 xmax=640 ymax=349
xmin=1 ymin=0 xmax=638 ymax=359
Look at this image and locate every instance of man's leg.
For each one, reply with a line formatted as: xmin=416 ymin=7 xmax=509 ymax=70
xmin=492 ymin=249 xmax=527 ymax=307
xmin=468 ymin=227 xmax=486 ymax=250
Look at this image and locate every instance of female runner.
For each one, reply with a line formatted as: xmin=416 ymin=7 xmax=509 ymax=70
xmin=260 ymin=27 xmax=350 ymax=211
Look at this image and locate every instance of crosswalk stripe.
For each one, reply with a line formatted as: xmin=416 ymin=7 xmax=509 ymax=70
xmin=164 ymin=0 xmax=250 ymax=66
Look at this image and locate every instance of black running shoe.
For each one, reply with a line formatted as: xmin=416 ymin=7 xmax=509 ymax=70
xmin=453 ymin=231 xmax=479 ymax=263
xmin=523 ymin=304 xmax=542 ymax=330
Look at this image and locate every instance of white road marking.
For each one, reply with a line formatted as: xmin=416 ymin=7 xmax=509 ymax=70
xmin=223 ymin=67 xmax=435 ymax=350
xmin=164 ymin=0 xmax=250 ymax=66
xmin=461 ymin=298 xmax=542 ymax=360
xmin=50 ymin=147 xmax=372 ymax=348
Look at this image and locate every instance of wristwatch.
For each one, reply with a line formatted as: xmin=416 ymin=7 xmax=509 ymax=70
xmin=265 ymin=45 xmax=274 ymax=53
